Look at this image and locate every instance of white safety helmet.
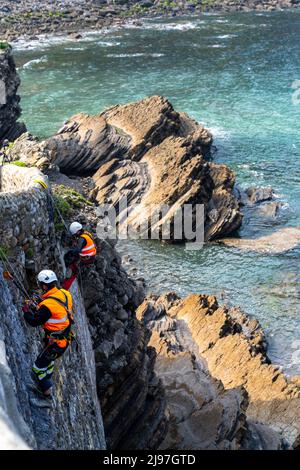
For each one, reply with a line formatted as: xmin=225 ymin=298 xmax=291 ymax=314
xmin=37 ymin=270 xmax=58 ymax=285
xmin=69 ymin=222 xmax=83 ymax=235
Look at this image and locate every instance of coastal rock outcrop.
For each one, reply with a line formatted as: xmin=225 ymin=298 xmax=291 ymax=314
xmin=0 ymin=47 xmax=26 ymax=142
xmin=13 ymin=96 xmax=243 ymax=242
xmin=138 ymin=293 xmax=300 ymax=448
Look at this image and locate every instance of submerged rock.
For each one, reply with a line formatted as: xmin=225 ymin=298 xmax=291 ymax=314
xmin=220 ymin=226 xmax=300 ymax=254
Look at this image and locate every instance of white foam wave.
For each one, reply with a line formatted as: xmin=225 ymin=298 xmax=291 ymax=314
xmin=125 ymin=20 xmax=201 ymax=31
xmin=217 ymin=34 xmax=237 ymax=39
xmin=107 ymin=52 xmax=164 ymax=58
xmin=206 ymin=126 xmax=230 ymax=140
xmin=14 ymin=34 xmax=70 ymax=51
xmin=22 ymin=56 xmax=48 ymax=69
xmin=96 ymin=41 xmax=121 ymax=47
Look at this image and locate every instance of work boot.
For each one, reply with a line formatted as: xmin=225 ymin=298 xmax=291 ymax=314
xmin=29 ymin=383 xmax=53 ymax=401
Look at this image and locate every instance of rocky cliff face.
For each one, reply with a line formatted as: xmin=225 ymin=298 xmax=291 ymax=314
xmin=0 ymin=165 xmax=105 ymax=449
xmin=0 ymin=163 xmax=167 ymax=449
xmin=10 ymin=96 xmax=243 ymax=242
xmin=137 ymin=293 xmax=300 ymax=449
xmin=0 ymin=47 xmax=26 ymax=142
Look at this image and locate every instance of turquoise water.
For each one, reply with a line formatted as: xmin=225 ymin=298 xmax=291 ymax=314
xmin=14 ymin=11 xmax=300 ymax=372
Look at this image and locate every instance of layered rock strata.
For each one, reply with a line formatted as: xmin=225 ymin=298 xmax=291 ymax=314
xmin=11 ymin=96 xmax=243 ymax=242
xmin=137 ymin=292 xmax=300 ymax=449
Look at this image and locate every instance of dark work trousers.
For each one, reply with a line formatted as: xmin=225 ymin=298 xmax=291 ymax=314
xmin=32 ymin=338 xmax=69 ymax=392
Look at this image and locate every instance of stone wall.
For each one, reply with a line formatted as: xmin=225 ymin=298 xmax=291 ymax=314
xmin=0 ymin=164 xmax=59 ymax=274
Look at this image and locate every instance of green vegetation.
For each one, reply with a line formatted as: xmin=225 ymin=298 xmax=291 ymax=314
xmin=48 ymin=11 xmax=65 ymax=18
xmin=162 ymin=0 xmax=177 ymax=7
xmin=53 ymin=193 xmax=72 ymax=232
xmin=7 ymin=142 xmax=15 ymax=151
xmin=25 ymin=247 xmax=34 ymax=259
xmin=0 ymin=245 xmax=9 ymax=259
xmin=52 ymin=184 xmax=93 ymax=231
xmin=54 ymin=185 xmax=93 ymax=209
xmin=113 ymin=125 xmax=127 ymax=136
xmin=2 ymin=160 xmax=27 ymax=167
xmin=0 ymin=41 xmax=10 ymax=50
xmin=11 ymin=161 xmax=27 ymax=167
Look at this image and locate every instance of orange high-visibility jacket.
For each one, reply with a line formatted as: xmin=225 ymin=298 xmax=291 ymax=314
xmin=79 ymin=231 xmax=97 ymax=258
xmin=39 ymin=287 xmax=73 ymax=333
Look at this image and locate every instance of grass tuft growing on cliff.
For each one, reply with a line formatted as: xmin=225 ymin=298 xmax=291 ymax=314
xmin=53 ymin=185 xmax=93 ymax=209
xmin=2 ymin=160 xmax=27 ymax=167
xmin=0 ymin=41 xmax=10 ymax=50
xmin=52 ymin=185 xmax=93 ymax=232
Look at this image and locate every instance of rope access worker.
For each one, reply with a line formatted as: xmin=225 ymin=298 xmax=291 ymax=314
xmin=23 ymin=270 xmax=74 ymax=398
xmin=63 ymin=222 xmax=97 ymax=289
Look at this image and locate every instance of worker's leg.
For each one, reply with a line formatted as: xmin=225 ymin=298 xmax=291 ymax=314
xmin=62 ymin=261 xmax=78 ymax=290
xmin=32 ymin=341 xmax=68 ymax=394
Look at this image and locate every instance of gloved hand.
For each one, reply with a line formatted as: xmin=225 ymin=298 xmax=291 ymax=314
xmin=22 ymin=303 xmax=30 ymax=313
xmin=22 ymin=300 xmax=37 ymax=313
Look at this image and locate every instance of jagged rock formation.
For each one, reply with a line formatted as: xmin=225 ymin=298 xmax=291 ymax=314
xmin=138 ymin=293 xmax=300 ymax=449
xmin=11 ymin=96 xmax=243 ymax=241
xmin=0 ymin=47 xmax=26 ymax=142
xmin=0 ymin=49 xmax=168 ymax=446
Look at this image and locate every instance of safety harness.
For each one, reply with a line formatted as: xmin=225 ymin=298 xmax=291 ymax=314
xmin=44 ymin=291 xmax=75 ymax=342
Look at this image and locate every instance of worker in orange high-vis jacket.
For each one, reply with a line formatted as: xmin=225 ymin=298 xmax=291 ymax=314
xmin=68 ymin=222 xmax=97 ymax=262
xmin=23 ymin=270 xmax=74 ymax=399
xmin=63 ymin=222 xmax=97 ymax=289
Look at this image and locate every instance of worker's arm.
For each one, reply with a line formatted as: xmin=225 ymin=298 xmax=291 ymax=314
xmin=23 ymin=305 xmax=51 ymax=327
xmin=68 ymin=237 xmax=86 ymax=255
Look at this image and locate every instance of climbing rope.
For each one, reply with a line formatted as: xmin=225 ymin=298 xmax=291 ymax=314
xmin=0 ymin=248 xmax=33 ymax=301
xmin=78 ymin=265 xmax=84 ymax=296
xmin=34 ymin=180 xmax=69 ymax=232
